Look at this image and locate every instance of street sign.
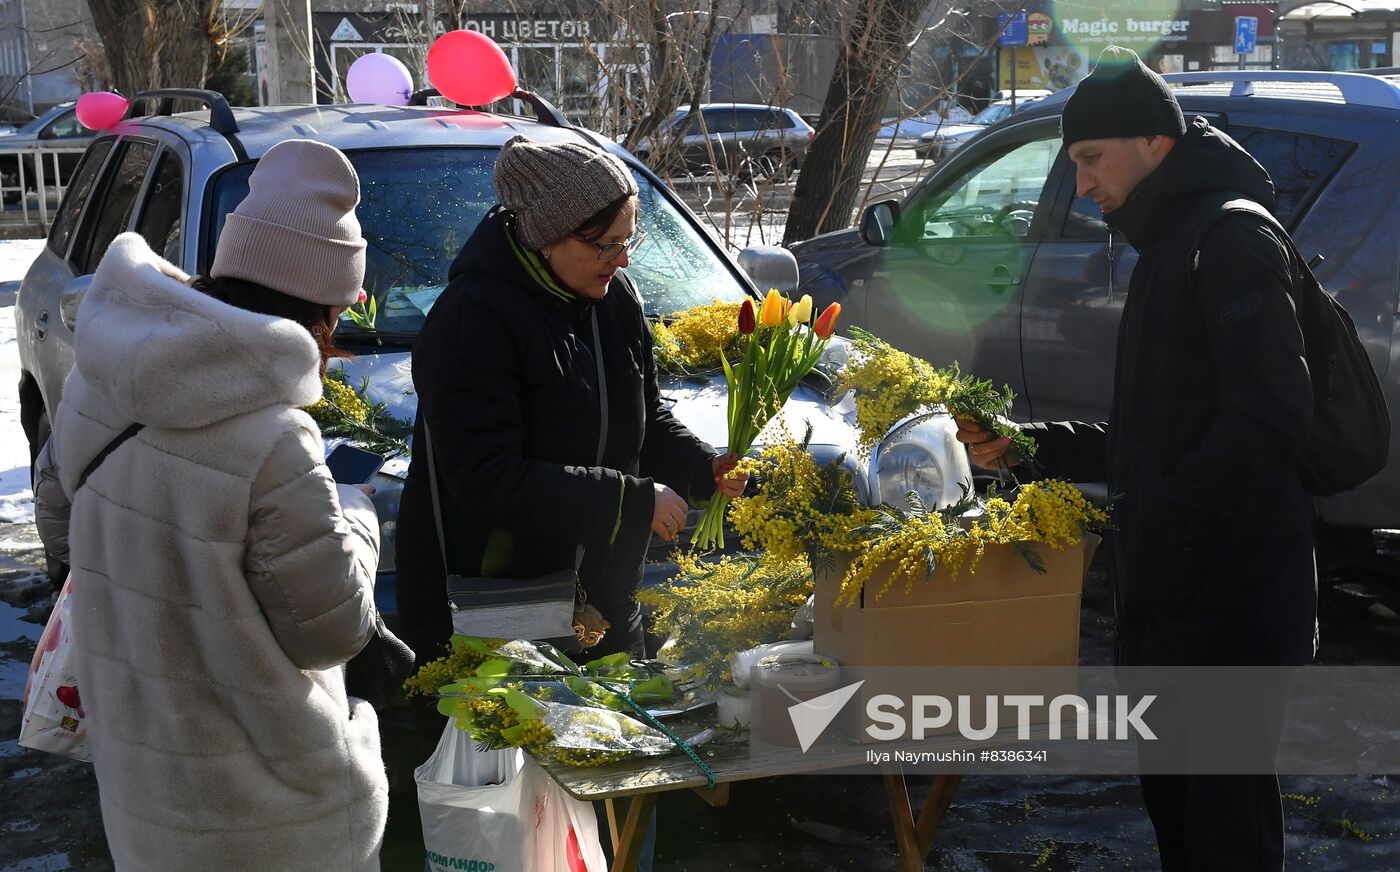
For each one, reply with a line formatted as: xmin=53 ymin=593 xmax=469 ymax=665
xmin=998 ymin=12 xmax=1029 ymax=48
xmin=1234 ymin=16 xmax=1258 ymax=56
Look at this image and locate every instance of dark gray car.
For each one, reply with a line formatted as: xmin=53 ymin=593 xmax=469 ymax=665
xmin=0 ymin=102 xmax=93 ymax=199
xmin=633 ymin=102 xmax=814 ymax=180
xmin=792 ymin=70 xmax=1400 ymax=535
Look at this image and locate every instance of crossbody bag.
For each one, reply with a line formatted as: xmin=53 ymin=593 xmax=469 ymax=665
xmin=426 ymin=308 xmax=612 ymax=652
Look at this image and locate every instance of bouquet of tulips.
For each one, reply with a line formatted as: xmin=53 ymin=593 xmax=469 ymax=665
xmin=691 ymin=289 xmax=841 ymax=550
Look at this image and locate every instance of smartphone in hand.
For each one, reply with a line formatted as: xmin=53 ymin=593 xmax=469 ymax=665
xmin=326 ymin=444 xmax=385 ymax=485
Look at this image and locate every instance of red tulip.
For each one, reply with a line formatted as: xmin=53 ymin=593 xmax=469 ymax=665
xmin=814 ymin=303 xmax=842 ymax=339
xmin=738 ymin=298 xmax=756 ymax=335
xmin=356 ymin=289 xmax=368 ymax=305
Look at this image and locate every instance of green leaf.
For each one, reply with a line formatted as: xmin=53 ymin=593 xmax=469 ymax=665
xmin=583 ymin=651 xmax=633 ymax=676
xmin=1014 ymin=542 xmax=1049 ymax=574
xmin=501 ymin=687 xmax=542 ymax=717
xmin=630 ymin=674 xmax=675 ymax=703
xmin=476 ymin=658 xmax=513 ymax=679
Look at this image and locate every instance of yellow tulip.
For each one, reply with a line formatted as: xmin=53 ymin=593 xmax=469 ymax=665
xmin=759 ymin=289 xmax=785 ymax=327
xmin=792 ymin=294 xmax=813 ymax=325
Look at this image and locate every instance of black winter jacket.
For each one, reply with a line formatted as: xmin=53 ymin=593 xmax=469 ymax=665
xmin=1026 ymin=118 xmax=1318 ymax=666
xmin=395 ymin=207 xmax=717 ymax=663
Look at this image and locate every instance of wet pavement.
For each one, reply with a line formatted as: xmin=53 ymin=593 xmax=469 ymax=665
xmin=2 ymin=523 xmax=1398 ymax=871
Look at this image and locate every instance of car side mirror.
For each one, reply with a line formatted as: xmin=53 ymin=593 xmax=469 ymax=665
xmin=736 ymin=245 xmax=799 ymax=296
xmin=860 ymin=200 xmax=900 ymax=247
xmin=60 ymin=274 xmax=93 ymax=331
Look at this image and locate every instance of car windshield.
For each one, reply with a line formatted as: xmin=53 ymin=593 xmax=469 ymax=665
xmin=970 ymin=103 xmax=1012 ymax=126
xmin=207 ymin=146 xmax=748 ymax=341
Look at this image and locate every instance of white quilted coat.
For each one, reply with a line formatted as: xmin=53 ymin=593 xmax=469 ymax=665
xmin=52 ymin=233 xmax=387 ymax=870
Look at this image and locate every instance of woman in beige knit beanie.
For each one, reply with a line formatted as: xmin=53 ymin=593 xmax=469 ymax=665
xmin=39 ymin=138 xmax=388 ymax=869
xmin=397 ymin=134 xmax=747 ymax=666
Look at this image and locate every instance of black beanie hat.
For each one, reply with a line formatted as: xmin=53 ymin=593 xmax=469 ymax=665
xmin=1061 ymin=46 xmax=1187 ymax=146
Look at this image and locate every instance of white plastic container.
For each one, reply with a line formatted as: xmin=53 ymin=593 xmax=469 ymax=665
xmin=716 ymin=684 xmax=752 ymax=730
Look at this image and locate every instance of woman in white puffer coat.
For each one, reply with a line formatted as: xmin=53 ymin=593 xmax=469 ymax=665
xmin=44 ymin=139 xmax=387 ymax=870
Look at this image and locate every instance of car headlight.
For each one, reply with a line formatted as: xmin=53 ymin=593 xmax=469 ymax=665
xmin=870 ymin=414 xmax=972 ymax=511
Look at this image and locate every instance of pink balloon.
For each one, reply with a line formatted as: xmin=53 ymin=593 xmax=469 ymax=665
xmin=346 ymin=53 xmax=414 ymax=106
xmin=75 ymin=91 xmax=128 ymax=130
xmin=427 ymin=30 xmax=516 ymax=106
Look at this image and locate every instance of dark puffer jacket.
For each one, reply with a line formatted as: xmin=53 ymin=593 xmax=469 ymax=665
xmin=1026 ymin=118 xmax=1318 ymax=667
xmin=395 ymin=207 xmax=717 ymax=663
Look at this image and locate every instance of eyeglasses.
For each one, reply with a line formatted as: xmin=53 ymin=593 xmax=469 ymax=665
xmin=573 ymin=229 xmax=648 ymax=262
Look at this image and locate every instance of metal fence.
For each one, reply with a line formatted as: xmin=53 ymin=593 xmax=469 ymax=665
xmin=0 ymin=145 xmax=87 ymax=236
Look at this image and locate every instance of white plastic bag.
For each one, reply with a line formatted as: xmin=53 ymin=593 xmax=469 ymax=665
xmin=415 ymin=719 xmax=607 ymax=872
xmin=19 ymin=576 xmax=89 ymax=761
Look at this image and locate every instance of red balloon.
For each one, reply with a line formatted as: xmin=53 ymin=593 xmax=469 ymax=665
xmin=427 ymin=30 xmax=517 ymax=106
xmin=75 ymin=91 xmax=129 ymax=130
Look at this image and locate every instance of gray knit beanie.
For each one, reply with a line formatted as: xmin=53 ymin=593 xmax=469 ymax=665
xmin=494 ymin=135 xmax=639 ymax=250
xmin=211 ymin=139 xmax=366 ymax=307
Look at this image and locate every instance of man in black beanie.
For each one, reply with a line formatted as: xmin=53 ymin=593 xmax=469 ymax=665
xmin=957 ymin=46 xmax=1315 ymax=871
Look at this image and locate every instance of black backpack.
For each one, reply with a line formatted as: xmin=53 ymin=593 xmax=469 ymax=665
xmin=1188 ymin=194 xmax=1390 ymax=496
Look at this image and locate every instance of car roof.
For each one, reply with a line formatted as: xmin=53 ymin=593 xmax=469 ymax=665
xmin=118 ymin=102 xmax=609 ymax=160
xmin=677 ymin=102 xmax=792 ymax=113
xmin=1024 ymin=70 xmax=1400 ymax=121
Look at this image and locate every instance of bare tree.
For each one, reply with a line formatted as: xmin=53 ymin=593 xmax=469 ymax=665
xmin=86 ymin=0 xmax=221 ymax=95
xmin=782 ymin=0 xmax=934 ymax=244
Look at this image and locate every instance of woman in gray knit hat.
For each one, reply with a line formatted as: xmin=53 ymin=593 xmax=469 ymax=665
xmin=396 ymin=135 xmax=746 ymax=668
xmin=36 ymin=138 xmax=387 ymax=869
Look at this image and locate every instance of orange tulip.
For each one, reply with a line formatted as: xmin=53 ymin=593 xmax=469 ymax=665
xmin=814 ymin=302 xmax=842 ymax=339
xmin=759 ymin=289 xmax=785 ymax=327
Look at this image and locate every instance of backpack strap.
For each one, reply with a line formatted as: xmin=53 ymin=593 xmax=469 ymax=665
xmin=1185 ymin=192 xmax=1302 ymax=281
xmin=76 ymin=422 xmax=145 ymax=491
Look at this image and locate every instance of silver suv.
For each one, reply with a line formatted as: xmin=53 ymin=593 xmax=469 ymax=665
xmin=793 ymin=70 xmax=1400 ymax=543
xmin=16 ymin=89 xmax=969 ymax=600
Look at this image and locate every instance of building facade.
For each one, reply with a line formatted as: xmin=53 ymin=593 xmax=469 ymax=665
xmin=0 ymin=0 xmax=102 ymax=114
xmin=1278 ymin=0 xmax=1400 ymax=70
xmin=994 ymin=0 xmax=1280 ymax=94
xmin=258 ymin=1 xmax=1002 ymax=129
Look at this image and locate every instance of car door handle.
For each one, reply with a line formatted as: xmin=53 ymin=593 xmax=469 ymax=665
xmin=35 ymin=309 xmax=48 ymax=341
xmin=986 ymin=266 xmax=1020 ymax=290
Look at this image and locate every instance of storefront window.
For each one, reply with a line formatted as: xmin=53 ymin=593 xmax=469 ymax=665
xmin=1210 ymin=43 xmax=1273 ymax=67
xmin=1328 ymin=41 xmax=1362 ymax=71
xmin=559 ymin=47 xmax=597 ymax=118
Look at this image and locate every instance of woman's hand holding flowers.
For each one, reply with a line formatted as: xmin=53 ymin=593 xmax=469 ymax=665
xmin=712 ymin=452 xmax=747 ymax=498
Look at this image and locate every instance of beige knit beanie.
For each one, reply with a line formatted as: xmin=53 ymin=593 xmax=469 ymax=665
xmin=211 ymin=139 xmax=366 ymax=307
xmin=494 ymin=135 xmax=639 ymax=250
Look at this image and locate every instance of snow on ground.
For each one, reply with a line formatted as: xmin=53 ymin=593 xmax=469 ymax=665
xmin=0 ymin=238 xmax=49 ymax=525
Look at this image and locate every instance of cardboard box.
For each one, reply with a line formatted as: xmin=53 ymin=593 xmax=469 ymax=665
xmin=814 ymin=537 xmax=1094 ymax=668
xmin=812 ymin=537 xmax=1096 ymax=742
